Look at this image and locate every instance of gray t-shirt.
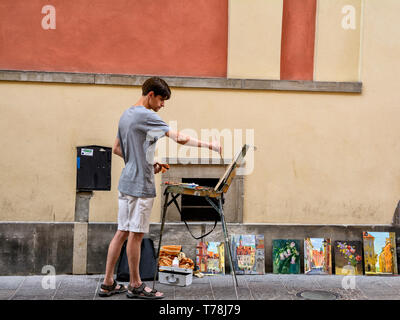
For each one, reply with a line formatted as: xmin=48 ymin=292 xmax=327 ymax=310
xmin=117 ymin=105 xmax=170 ymax=197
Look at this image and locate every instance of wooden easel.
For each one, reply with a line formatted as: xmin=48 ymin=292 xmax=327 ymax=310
xmin=153 ymin=144 xmax=250 ymax=299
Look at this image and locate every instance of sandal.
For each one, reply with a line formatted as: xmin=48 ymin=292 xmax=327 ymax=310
xmin=98 ymin=279 xmax=127 ymax=297
xmin=126 ymin=282 xmax=164 ymax=300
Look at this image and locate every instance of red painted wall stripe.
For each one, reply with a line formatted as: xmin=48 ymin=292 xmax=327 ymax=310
xmin=280 ymin=0 xmax=317 ymax=81
xmin=0 ymin=0 xmax=228 ymax=78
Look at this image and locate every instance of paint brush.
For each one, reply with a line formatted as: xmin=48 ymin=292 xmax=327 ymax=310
xmin=212 ymin=134 xmax=224 ymax=165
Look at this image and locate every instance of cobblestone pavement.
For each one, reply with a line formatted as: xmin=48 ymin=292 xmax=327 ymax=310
xmin=1 ymin=274 xmax=400 ymax=300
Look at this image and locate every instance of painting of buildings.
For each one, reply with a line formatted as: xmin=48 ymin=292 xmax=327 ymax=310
xmin=195 ymin=241 xmax=225 ymax=275
xmin=362 ymin=232 xmax=398 ymax=275
xmin=304 ymin=238 xmax=332 ymax=275
xmin=273 ymin=240 xmax=301 ymax=274
xmin=231 ymin=234 xmax=265 ymax=274
xmin=255 ymin=234 xmax=265 ymax=274
xmin=334 ymin=241 xmax=363 ymax=275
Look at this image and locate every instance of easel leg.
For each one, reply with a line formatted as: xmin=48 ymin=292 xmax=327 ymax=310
xmin=218 ymin=197 xmax=239 ymax=299
xmin=153 ymin=192 xmax=169 ymax=291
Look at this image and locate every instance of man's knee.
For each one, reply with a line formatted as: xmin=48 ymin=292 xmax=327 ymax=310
xmin=129 ymin=232 xmax=145 ymax=242
xmin=116 ymin=230 xmax=129 ymax=241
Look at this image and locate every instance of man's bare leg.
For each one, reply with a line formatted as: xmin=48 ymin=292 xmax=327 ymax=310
xmin=126 ymin=231 xmax=163 ymax=297
xmin=100 ymin=230 xmax=129 ymax=293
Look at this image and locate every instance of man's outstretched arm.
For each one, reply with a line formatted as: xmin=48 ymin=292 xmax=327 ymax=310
xmin=165 ymin=130 xmax=222 ymax=155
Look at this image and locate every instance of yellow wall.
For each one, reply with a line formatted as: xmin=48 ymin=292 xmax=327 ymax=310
xmin=0 ymin=82 xmax=126 ymax=222
xmin=227 ymin=0 xmax=283 ymax=79
xmin=314 ymin=0 xmax=362 ymax=81
xmin=228 ymin=0 xmax=363 ymax=82
xmin=1 ymin=0 xmax=400 ymax=225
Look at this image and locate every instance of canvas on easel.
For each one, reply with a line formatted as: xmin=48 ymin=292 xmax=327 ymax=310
xmin=214 ymin=144 xmax=249 ymax=193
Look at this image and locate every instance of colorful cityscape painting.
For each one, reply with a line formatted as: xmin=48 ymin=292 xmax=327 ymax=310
xmin=272 ymin=239 xmax=301 ymax=274
xmin=231 ymin=234 xmax=265 ymax=274
xmin=362 ymin=232 xmax=398 ymax=275
xmin=334 ymin=240 xmax=363 ymax=275
xmin=304 ymin=238 xmax=332 ymax=275
xmin=195 ymin=241 xmax=225 ymax=275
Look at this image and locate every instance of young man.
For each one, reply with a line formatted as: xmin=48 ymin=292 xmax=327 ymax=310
xmin=99 ymin=77 xmax=221 ymax=299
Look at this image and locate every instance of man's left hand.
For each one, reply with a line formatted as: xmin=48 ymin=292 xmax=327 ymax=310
xmin=154 ymin=162 xmax=169 ymax=174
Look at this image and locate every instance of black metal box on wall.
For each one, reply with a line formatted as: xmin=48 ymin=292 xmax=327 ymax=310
xmin=76 ymin=145 xmax=112 ymax=191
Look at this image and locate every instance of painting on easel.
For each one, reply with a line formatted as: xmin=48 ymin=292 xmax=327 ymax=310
xmin=195 ymin=241 xmax=225 ymax=275
xmin=363 ymin=231 xmax=398 ymax=275
xmin=304 ymin=238 xmax=332 ymax=275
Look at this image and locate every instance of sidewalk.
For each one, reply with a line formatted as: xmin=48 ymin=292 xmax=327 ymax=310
xmin=1 ymin=273 xmax=400 ymax=300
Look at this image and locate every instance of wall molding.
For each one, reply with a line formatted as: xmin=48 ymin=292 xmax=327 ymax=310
xmin=0 ymin=70 xmax=362 ymax=93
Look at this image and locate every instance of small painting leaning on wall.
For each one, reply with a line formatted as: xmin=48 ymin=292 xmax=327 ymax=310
xmin=196 ymin=241 xmax=225 ymax=275
xmin=231 ymin=234 xmax=265 ymax=274
xmin=304 ymin=238 xmax=332 ymax=275
xmin=334 ymin=240 xmax=363 ymax=275
xmin=362 ymin=231 xmax=398 ymax=275
xmin=272 ymin=239 xmax=301 ymax=274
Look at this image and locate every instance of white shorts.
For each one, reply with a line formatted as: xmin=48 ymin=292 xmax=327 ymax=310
xmin=117 ymin=192 xmax=155 ymax=233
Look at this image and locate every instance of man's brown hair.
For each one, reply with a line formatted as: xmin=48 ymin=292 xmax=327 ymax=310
xmin=142 ymin=77 xmax=171 ymax=100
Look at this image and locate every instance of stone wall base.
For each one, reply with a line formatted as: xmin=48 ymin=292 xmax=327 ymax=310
xmin=1 ymin=222 xmax=399 ymax=275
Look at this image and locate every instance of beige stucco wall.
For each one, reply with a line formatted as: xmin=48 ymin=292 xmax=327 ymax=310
xmin=0 ymin=82 xmax=126 ymax=222
xmin=227 ymin=0 xmax=283 ymax=79
xmin=228 ymin=0 xmax=363 ymax=82
xmin=1 ymin=0 xmax=400 ymax=225
xmin=314 ymin=0 xmax=362 ymax=81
